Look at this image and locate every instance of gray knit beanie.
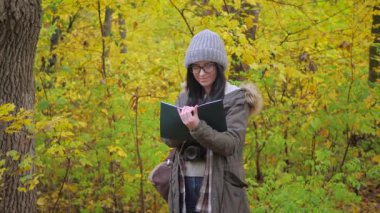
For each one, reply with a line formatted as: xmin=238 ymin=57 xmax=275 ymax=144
xmin=184 ymin=29 xmax=228 ymax=72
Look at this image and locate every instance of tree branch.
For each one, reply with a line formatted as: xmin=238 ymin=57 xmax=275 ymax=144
xmin=96 ymin=0 xmax=107 ymax=80
xmin=266 ymin=0 xmax=302 ymax=8
xmin=52 ymin=157 xmax=71 ymax=212
xmin=223 ymin=0 xmax=230 ymax=14
xmin=168 ymin=0 xmax=194 ymax=36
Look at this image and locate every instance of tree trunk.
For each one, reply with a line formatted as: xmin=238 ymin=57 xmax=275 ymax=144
xmin=46 ymin=15 xmax=60 ymax=73
xmin=118 ymin=13 xmax=127 ymax=54
xmin=0 ymin=0 xmax=41 ymax=212
xmin=253 ymin=122 xmax=263 ymax=182
xmin=369 ymin=3 xmax=380 ymax=83
xmin=103 ymin=6 xmax=113 ymax=59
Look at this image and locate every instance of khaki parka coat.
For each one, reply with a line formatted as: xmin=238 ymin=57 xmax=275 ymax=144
xmin=164 ymin=82 xmax=263 ymax=213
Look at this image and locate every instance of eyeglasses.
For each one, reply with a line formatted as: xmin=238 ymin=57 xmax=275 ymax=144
xmin=191 ymin=62 xmax=215 ymax=75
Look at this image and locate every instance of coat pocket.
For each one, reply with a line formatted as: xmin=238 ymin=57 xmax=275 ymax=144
xmin=221 ymin=171 xmax=249 ymax=213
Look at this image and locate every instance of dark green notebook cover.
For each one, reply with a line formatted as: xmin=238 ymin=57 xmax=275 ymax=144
xmin=160 ymin=99 xmax=227 ymax=140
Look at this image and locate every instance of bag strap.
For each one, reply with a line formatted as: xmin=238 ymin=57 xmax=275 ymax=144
xmin=164 ymin=149 xmax=176 ymax=167
xmin=165 ymin=141 xmax=186 ymax=165
xmin=166 ymin=149 xmax=176 ymax=160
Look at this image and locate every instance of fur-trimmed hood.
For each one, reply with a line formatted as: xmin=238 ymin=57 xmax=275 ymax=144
xmin=240 ymin=82 xmax=263 ymax=116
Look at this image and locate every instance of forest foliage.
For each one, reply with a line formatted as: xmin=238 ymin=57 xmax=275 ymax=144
xmin=1 ymin=0 xmax=379 ymax=212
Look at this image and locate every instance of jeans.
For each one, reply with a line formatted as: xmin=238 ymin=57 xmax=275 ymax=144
xmin=184 ymin=176 xmax=203 ymax=213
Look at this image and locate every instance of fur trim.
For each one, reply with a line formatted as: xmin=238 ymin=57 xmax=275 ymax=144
xmin=240 ymin=82 xmax=263 ymax=116
xmin=225 ymin=82 xmax=239 ymax=94
xmin=180 ymin=81 xmax=187 ymax=92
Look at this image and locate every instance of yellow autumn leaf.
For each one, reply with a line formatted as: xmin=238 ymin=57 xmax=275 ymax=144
xmin=61 ymin=131 xmax=74 ymax=138
xmin=371 ymin=155 xmax=380 ymax=164
xmin=324 ymin=140 xmax=332 ymax=148
xmin=77 ymin=121 xmax=87 ymax=128
xmin=108 ymin=145 xmax=118 ymax=153
xmin=246 ymin=0 xmax=256 ymax=4
xmin=244 ymin=17 xmax=254 ymax=28
xmin=0 ymin=103 xmax=15 ymax=117
xmin=117 ymin=149 xmax=127 ymax=158
xmin=308 ymin=84 xmax=317 ymax=93
xmin=37 ymin=197 xmax=46 ymax=206
xmin=234 ymin=0 xmax=241 ymax=9
xmin=320 ymin=129 xmax=329 ymax=137
xmin=0 ymin=115 xmax=13 ymax=122
xmin=101 ymin=108 xmax=108 ymax=115
xmin=28 ymin=176 xmax=41 ymax=190
xmin=354 ymin=172 xmax=364 ymax=179
xmin=139 ymin=107 xmax=147 ymax=113
xmin=17 ymin=187 xmax=27 ymax=192
xmin=6 ymin=150 xmax=20 ymax=161
xmin=242 ymin=50 xmax=255 ymax=64
xmin=64 ymin=183 xmax=78 ymax=192
xmin=123 ymin=173 xmax=134 ymax=182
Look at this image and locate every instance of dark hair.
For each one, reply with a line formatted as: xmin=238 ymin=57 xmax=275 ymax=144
xmin=186 ymin=63 xmax=226 ymax=106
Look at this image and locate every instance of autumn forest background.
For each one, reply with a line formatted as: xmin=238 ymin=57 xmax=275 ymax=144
xmin=0 ymin=0 xmax=379 ymax=212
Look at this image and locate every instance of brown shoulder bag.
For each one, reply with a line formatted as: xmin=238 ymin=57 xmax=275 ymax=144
xmin=148 ymin=149 xmax=176 ymax=202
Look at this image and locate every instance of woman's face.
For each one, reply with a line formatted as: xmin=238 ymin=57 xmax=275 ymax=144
xmin=191 ymin=61 xmax=217 ymax=93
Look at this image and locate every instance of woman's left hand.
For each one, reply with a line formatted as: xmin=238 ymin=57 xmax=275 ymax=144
xmin=178 ymin=106 xmax=200 ymax=130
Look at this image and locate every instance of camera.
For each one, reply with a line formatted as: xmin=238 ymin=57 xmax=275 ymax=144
xmin=182 ymin=141 xmax=206 ymax=161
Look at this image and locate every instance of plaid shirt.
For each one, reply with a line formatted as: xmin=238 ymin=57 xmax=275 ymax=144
xmin=178 ymin=149 xmax=213 ymax=213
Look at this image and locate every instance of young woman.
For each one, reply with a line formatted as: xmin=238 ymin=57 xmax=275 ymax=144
xmin=164 ymin=29 xmax=263 ymax=213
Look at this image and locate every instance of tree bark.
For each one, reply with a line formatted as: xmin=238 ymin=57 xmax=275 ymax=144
xmin=369 ymin=3 xmax=380 ymax=83
xmin=103 ymin=6 xmax=113 ymax=59
xmin=118 ymin=13 xmax=127 ymax=54
xmin=46 ymin=15 xmax=60 ymax=73
xmin=0 ymin=0 xmax=41 ymax=212
xmin=253 ymin=122 xmax=263 ymax=182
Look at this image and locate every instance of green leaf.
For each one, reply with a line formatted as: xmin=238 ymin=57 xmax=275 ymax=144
xmin=6 ymin=150 xmax=20 ymax=161
xmin=37 ymin=99 xmax=49 ymax=111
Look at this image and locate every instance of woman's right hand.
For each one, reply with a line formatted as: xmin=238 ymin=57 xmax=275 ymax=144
xmin=178 ymin=106 xmax=200 ymax=130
